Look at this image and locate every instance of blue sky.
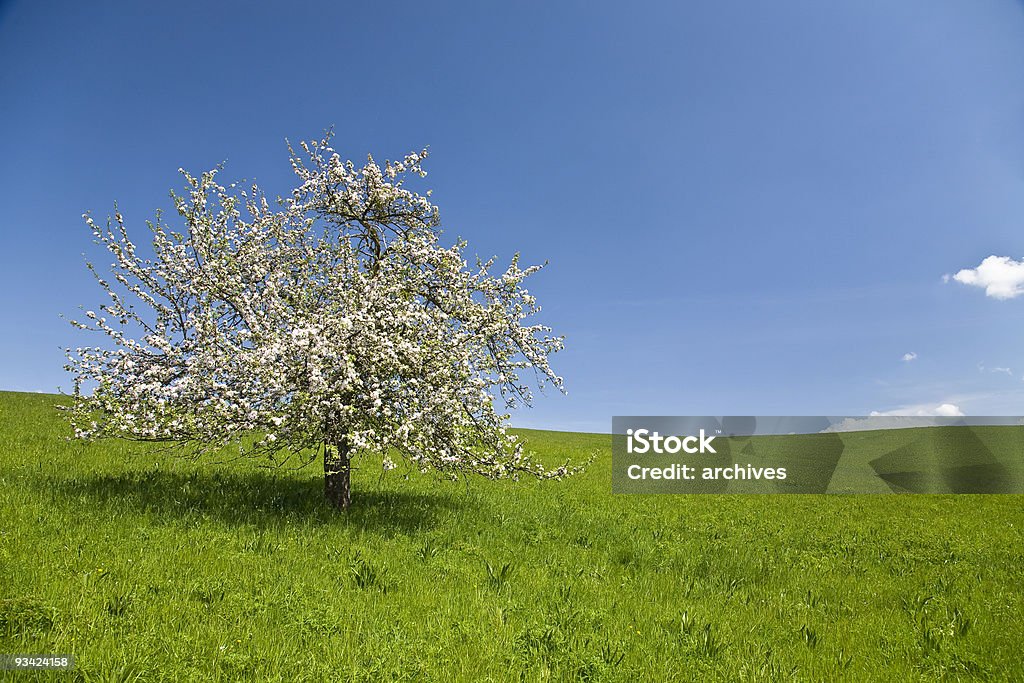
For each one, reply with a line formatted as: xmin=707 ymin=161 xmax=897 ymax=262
xmin=2 ymin=0 xmax=1024 ymax=432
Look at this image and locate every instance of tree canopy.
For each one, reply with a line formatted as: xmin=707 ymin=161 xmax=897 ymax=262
xmin=65 ymin=133 xmax=580 ymax=509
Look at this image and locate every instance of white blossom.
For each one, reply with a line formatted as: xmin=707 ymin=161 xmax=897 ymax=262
xmin=64 ymin=131 xmax=583 ymax=489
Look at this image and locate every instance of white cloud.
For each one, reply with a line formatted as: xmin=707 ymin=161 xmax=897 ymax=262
xmin=822 ymin=403 xmax=966 ymax=433
xmin=978 ymin=363 xmax=1013 ymax=376
xmin=869 ymin=402 xmax=964 ymax=417
xmin=902 ymin=352 xmax=917 ymax=362
xmin=950 ymin=255 xmax=1024 ymax=299
xmin=822 ymin=410 xmax=1007 ymax=433
xmin=823 ymin=416 xmax=938 ymax=433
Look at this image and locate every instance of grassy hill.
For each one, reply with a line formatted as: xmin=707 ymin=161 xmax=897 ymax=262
xmin=2 ymin=391 xmax=1023 ymax=680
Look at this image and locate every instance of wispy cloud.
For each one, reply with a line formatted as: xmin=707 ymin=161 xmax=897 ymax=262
xmin=978 ymin=363 xmax=1014 ymax=377
xmin=869 ymin=402 xmax=964 ymax=417
xmin=902 ymin=352 xmax=917 ymax=362
xmin=824 ymin=416 xmax=950 ymax=433
xmin=947 ymin=256 xmax=1024 ymax=299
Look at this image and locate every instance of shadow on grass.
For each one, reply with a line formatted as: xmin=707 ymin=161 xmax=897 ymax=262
xmin=43 ymin=468 xmax=467 ymax=534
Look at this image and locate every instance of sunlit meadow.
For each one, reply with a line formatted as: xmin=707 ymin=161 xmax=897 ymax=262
xmin=2 ymin=391 xmax=1023 ymax=681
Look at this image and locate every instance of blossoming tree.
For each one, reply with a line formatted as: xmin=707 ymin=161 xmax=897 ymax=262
xmin=65 ymin=133 xmax=577 ymax=510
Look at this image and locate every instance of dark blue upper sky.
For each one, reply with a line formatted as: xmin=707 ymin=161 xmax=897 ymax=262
xmin=3 ymin=0 xmax=1024 ymax=431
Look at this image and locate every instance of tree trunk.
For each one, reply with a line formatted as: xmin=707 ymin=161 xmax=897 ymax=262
xmin=324 ymin=439 xmax=352 ymax=511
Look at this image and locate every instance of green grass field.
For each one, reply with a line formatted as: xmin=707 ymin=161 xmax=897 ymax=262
xmin=2 ymin=391 xmax=1023 ymax=681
